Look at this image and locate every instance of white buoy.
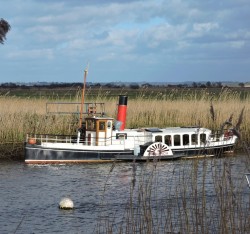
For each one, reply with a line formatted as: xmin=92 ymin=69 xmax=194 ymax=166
xmin=59 ymin=197 xmax=74 ymax=210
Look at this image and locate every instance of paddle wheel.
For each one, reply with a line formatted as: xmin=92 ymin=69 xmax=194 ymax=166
xmin=143 ymin=142 xmax=173 ymax=156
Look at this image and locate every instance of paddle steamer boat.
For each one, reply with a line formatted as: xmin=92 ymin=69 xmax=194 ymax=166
xmin=24 ymin=71 xmax=238 ymax=164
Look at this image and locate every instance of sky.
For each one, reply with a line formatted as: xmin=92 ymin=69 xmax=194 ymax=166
xmin=1 ymin=0 xmax=250 ymax=84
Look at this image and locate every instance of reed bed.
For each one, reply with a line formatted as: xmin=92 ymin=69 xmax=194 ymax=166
xmin=95 ymin=154 xmax=250 ymax=233
xmin=0 ymin=88 xmax=249 ymax=158
xmin=0 ymin=96 xmax=77 ymax=158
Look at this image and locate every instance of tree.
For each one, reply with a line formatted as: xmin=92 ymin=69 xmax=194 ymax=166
xmin=130 ymin=83 xmax=140 ymax=89
xmin=206 ymin=81 xmax=211 ymax=87
xmin=238 ymin=82 xmax=245 ymax=88
xmin=192 ymin=82 xmax=198 ymax=88
xmin=0 ymin=18 xmax=11 ymax=44
xmin=216 ymin=82 xmax=222 ymax=88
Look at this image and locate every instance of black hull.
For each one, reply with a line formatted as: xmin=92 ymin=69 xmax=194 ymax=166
xmin=25 ymin=142 xmax=236 ymax=164
xmin=25 ymin=144 xmax=133 ymax=164
xmin=117 ymin=143 xmax=236 ymax=161
xmin=172 ymin=144 xmax=235 ymax=157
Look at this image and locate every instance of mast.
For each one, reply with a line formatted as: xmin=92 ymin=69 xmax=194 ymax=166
xmin=79 ymin=66 xmax=88 ymax=129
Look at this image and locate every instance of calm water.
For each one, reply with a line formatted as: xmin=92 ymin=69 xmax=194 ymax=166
xmin=0 ymin=154 xmax=249 ymax=234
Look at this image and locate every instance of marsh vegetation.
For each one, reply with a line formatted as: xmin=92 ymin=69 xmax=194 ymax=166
xmin=0 ymin=87 xmax=249 ymax=158
xmin=95 ymin=155 xmax=250 ymax=233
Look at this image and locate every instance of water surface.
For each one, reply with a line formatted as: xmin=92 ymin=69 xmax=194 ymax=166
xmin=0 ymin=154 xmax=249 ymax=233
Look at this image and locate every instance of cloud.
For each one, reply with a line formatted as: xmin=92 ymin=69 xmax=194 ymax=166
xmin=1 ymin=0 xmax=250 ymax=82
xmin=7 ymin=48 xmax=54 ymax=60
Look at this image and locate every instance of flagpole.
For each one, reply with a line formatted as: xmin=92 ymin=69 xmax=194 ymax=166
xmin=79 ymin=67 xmax=88 ymax=129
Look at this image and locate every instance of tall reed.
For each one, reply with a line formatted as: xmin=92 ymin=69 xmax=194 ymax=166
xmin=95 ymin=155 xmax=250 ymax=233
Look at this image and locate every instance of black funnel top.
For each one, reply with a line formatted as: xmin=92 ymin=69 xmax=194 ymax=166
xmin=118 ymin=95 xmax=128 ymax=105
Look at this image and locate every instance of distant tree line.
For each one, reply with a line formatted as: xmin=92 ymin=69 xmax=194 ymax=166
xmin=0 ymin=82 xmax=82 ymax=89
xmin=0 ymin=81 xmax=247 ymax=89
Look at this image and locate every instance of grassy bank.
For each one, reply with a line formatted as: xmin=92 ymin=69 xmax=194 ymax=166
xmin=0 ymin=88 xmax=249 ymax=158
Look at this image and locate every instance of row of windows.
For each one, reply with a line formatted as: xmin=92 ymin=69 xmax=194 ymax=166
xmin=155 ymin=133 xmax=207 ymax=146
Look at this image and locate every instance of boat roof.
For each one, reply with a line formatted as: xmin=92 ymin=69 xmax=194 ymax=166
xmin=161 ymin=127 xmax=211 ymax=134
xmin=119 ymin=126 xmax=211 ymax=134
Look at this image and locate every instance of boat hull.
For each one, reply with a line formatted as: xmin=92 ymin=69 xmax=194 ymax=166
xmin=172 ymin=143 xmax=235 ymax=157
xmin=24 ymin=141 xmax=236 ymax=164
xmin=25 ymin=143 xmax=133 ymax=164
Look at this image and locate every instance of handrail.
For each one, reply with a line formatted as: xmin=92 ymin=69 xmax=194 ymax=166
xmin=26 ymin=133 xmax=121 ymax=146
xmin=46 ymin=102 xmax=105 ymax=115
xmin=26 ymin=129 xmax=237 ymax=147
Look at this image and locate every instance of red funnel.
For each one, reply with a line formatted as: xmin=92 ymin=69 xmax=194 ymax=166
xmin=117 ymin=95 xmax=128 ymax=130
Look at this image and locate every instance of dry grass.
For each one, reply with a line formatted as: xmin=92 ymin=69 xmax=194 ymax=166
xmin=102 ymin=93 xmax=249 ymax=143
xmin=0 ymin=89 xmax=249 ymax=158
xmin=0 ymin=96 xmax=78 ymax=158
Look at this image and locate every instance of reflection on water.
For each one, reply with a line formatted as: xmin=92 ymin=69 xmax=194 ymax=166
xmin=0 ymin=154 xmax=249 ymax=233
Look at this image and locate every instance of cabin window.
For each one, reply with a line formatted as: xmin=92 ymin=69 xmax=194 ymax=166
xmin=107 ymin=121 xmax=112 ymax=129
xmin=116 ymin=133 xmax=127 ymax=140
xmin=86 ymin=119 xmax=96 ymax=131
xmin=87 ymin=133 xmax=91 ymax=145
xmin=183 ymin=134 xmax=189 ymax=145
xmin=99 ymin=121 xmax=106 ymax=131
xmin=174 ymin=135 xmax=181 ymax=146
xmin=155 ymin=135 xmax=162 ymax=142
xmin=200 ymin=133 xmax=206 ymax=144
xmin=165 ymin=135 xmax=172 ymax=146
xmin=191 ymin=134 xmax=198 ymax=145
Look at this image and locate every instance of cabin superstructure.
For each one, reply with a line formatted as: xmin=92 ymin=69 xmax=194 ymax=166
xmin=83 ymin=115 xmax=152 ymax=151
xmin=85 ymin=116 xmax=114 ymax=146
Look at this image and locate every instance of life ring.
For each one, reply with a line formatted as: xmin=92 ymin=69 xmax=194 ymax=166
xmin=28 ymin=138 xmax=36 ymax=144
xmin=224 ymin=130 xmax=233 ymax=139
xmin=224 ymin=131 xmax=229 ymax=138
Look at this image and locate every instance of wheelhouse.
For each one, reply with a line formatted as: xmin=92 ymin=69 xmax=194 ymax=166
xmin=85 ymin=116 xmax=114 ymax=146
